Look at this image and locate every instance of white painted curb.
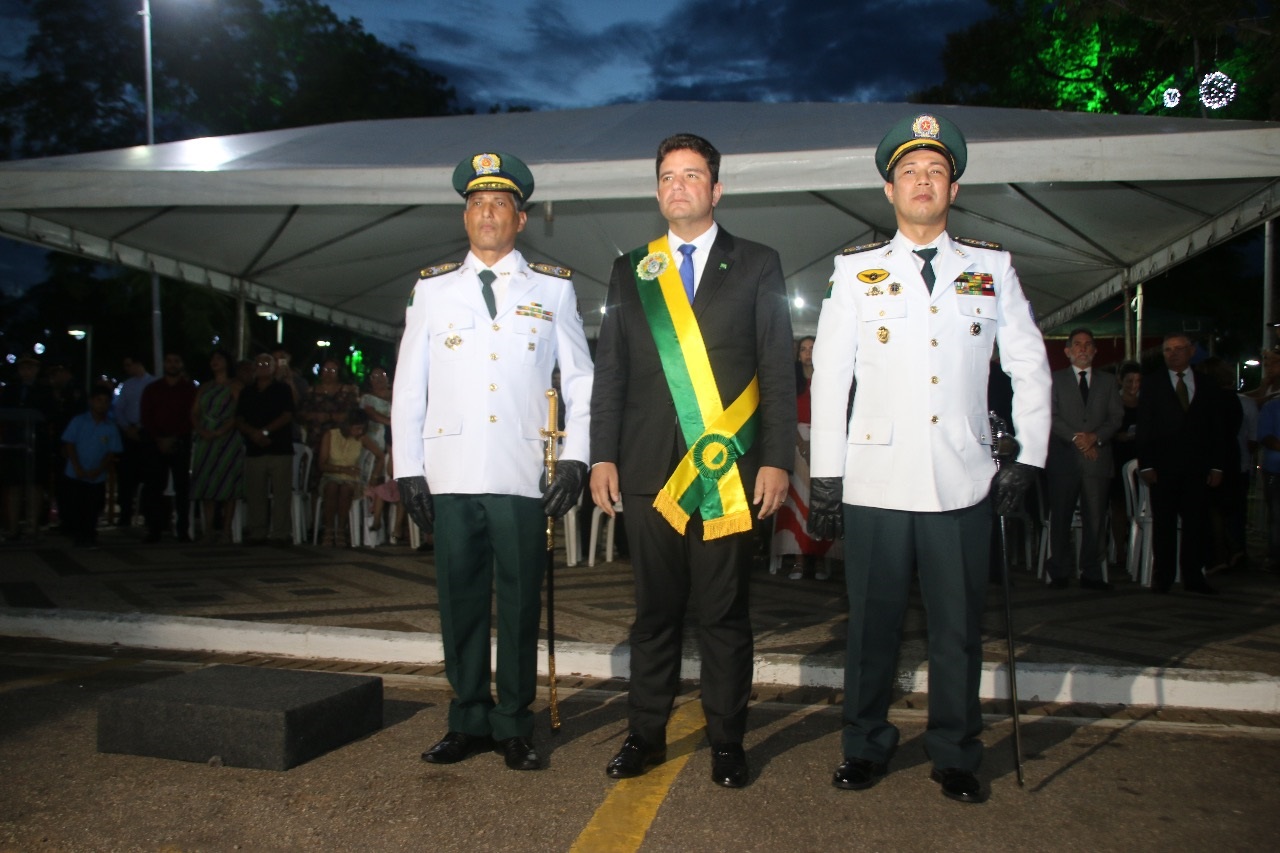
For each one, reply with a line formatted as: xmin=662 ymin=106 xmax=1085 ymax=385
xmin=3 ymin=608 xmax=1277 ymax=714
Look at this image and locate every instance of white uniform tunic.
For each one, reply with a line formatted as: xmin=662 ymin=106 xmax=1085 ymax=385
xmin=391 ymin=249 xmax=593 ymax=497
xmin=810 ymin=231 xmax=1050 ymax=511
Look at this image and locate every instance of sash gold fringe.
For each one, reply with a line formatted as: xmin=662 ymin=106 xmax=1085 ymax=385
xmin=703 ymin=511 xmax=753 ymax=540
xmin=652 ymin=491 xmax=690 ymax=536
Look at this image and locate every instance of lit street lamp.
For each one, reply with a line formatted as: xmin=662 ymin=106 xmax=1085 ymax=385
xmin=67 ymin=325 xmax=93 ymax=398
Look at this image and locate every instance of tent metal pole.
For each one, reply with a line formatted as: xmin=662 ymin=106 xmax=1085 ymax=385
xmin=1122 ymin=278 xmax=1133 ymax=362
xmin=236 ymin=284 xmax=248 ymax=362
xmin=1135 ymin=282 xmax=1144 ymax=362
xmin=1264 ymin=220 xmax=1275 ymax=350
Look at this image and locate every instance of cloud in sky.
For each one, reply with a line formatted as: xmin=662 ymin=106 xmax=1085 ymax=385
xmin=328 ymin=0 xmax=992 ymax=110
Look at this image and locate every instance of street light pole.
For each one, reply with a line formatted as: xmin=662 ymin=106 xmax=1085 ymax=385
xmin=140 ymin=0 xmax=163 ymax=374
xmin=141 ymin=0 xmax=154 ymax=147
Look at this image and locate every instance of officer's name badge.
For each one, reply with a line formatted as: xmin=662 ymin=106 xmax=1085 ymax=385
xmin=516 ymin=302 xmax=554 ymax=322
xmin=953 ymin=272 xmax=995 ymax=296
xmin=444 ymin=334 xmax=463 ymax=350
xmin=857 ymin=269 xmax=890 ymax=284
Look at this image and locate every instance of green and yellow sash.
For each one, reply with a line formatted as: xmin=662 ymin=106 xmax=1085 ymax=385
xmin=630 ymin=236 xmax=759 ymax=540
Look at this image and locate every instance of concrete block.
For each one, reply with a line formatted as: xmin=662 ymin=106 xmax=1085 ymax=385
xmin=97 ymin=665 xmax=382 ymax=770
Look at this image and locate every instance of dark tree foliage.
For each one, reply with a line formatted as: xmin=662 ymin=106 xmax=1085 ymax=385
xmin=0 ymin=0 xmax=461 ymax=158
xmin=0 ymin=0 xmax=444 ymax=373
xmin=916 ymin=0 xmax=1276 ymax=120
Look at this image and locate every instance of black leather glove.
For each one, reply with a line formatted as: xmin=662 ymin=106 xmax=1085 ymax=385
xmin=397 ymin=475 xmax=434 ymax=534
xmin=991 ymin=461 xmax=1039 ymax=517
xmin=806 ymin=476 xmax=844 ymax=541
xmin=542 ymin=460 xmax=586 ymax=519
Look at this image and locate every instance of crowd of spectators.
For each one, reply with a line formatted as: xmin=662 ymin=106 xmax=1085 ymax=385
xmin=0 ymin=349 xmax=395 ymax=548
xmin=2 ymin=333 xmax=1279 ymax=577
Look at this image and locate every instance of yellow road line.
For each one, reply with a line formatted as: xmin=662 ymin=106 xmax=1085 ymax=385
xmin=0 ymin=657 xmax=140 ymax=694
xmin=569 ymin=701 xmax=706 ymax=853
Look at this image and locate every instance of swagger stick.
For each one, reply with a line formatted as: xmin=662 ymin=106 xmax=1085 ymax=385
xmin=991 ymin=412 xmax=1026 ymax=786
xmin=540 ymin=389 xmax=566 ymax=732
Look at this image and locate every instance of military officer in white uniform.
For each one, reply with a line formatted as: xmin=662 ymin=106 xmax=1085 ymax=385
xmin=392 ymin=151 xmax=593 ymax=772
xmin=807 ymin=115 xmax=1050 ymax=804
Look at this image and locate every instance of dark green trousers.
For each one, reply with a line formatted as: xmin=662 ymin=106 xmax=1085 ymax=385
xmin=842 ymin=499 xmax=991 ymax=772
xmin=434 ymin=493 xmax=546 ymax=741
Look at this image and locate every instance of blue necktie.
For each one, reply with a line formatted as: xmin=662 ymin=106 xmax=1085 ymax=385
xmin=678 ymin=244 xmax=696 ymax=304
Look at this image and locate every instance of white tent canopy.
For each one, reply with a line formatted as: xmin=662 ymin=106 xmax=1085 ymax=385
xmin=1 ymin=101 xmax=1276 ymax=341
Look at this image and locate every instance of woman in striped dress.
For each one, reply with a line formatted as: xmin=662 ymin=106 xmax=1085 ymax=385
xmin=190 ymin=349 xmax=244 ymax=543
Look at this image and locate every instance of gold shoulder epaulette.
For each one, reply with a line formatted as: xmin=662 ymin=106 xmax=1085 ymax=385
xmin=528 ymin=261 xmax=573 ymax=279
xmin=418 ymin=262 xmax=461 ymax=279
xmin=955 ymin=237 xmax=1003 ymax=251
xmin=840 ymin=240 xmax=890 ymax=256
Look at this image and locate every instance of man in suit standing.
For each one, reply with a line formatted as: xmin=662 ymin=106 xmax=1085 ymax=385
xmin=590 ymin=133 xmax=795 ymax=788
xmin=1136 ymin=332 xmax=1227 ymax=594
xmin=393 ymin=151 xmax=593 ymax=771
xmin=807 ymin=114 xmax=1051 ymax=804
xmin=1045 ymin=328 xmax=1124 ymax=590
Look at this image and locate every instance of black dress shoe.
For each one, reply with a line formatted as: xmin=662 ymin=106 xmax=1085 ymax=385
xmin=606 ymin=733 xmax=666 ymax=779
xmin=420 ymin=731 xmax=494 ymax=764
xmin=832 ymin=757 xmax=888 ymax=790
xmin=496 ymin=736 xmax=541 ymax=771
xmin=930 ymin=767 xmax=987 ymax=804
xmin=1079 ymin=578 xmax=1114 ymax=591
xmin=1184 ymin=582 xmax=1219 ymax=595
xmin=710 ymin=743 xmax=749 ymax=788
xmin=1047 ymin=577 xmax=1071 ymax=590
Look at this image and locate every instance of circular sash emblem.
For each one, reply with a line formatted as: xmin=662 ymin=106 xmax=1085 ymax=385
xmin=691 ymin=432 xmax=740 ymax=481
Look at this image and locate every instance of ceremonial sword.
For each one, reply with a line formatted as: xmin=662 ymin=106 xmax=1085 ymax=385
xmin=540 ymin=389 xmax=565 ymax=733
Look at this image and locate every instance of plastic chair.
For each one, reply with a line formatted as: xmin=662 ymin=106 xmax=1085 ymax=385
xmin=312 ymin=449 xmax=374 ymax=547
xmin=355 ymin=451 xmax=388 ymax=549
xmin=1122 ymin=459 xmax=1144 ymax=581
xmin=563 ymin=493 xmax=582 ymax=567
xmin=188 ymin=499 xmax=243 ymax=544
xmin=291 ymin=442 xmax=313 ymax=545
xmin=588 ymin=499 xmax=623 ymax=566
xmin=1131 ymin=462 xmax=1181 ymax=587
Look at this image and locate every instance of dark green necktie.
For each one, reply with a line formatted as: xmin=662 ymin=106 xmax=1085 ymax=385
xmin=478 ymin=269 xmax=497 ymax=319
xmin=914 ymin=247 xmax=938 ymax=293
xmin=1176 ymin=371 xmax=1189 ymax=411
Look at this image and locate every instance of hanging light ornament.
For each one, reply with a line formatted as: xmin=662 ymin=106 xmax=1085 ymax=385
xmin=1198 ymin=71 xmax=1236 ymax=109
xmin=1162 ymin=88 xmax=1181 ymax=108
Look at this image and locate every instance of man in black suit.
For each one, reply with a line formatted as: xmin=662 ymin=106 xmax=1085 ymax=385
xmin=590 ymin=133 xmax=795 ymax=788
xmin=1136 ymin=332 xmax=1228 ymax=594
xmin=1045 ymin=328 xmax=1124 ymax=589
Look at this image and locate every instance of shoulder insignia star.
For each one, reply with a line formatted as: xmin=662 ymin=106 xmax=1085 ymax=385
xmin=419 ymin=262 xmax=462 ymax=279
xmin=528 ymin=262 xmax=573 ymax=279
xmin=840 ymin=240 xmax=891 ymax=256
xmin=955 ymin=237 xmax=1003 ymax=251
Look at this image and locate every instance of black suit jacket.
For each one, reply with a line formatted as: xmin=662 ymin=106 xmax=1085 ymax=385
xmin=1135 ymin=367 xmax=1229 ymax=479
xmin=590 ymin=227 xmax=796 ymax=494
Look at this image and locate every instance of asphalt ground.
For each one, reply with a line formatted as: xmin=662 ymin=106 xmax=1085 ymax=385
xmin=1 ymin=646 xmax=1278 ymax=853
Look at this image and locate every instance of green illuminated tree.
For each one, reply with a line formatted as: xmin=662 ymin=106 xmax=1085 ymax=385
xmin=917 ymin=0 xmax=1276 ymax=119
